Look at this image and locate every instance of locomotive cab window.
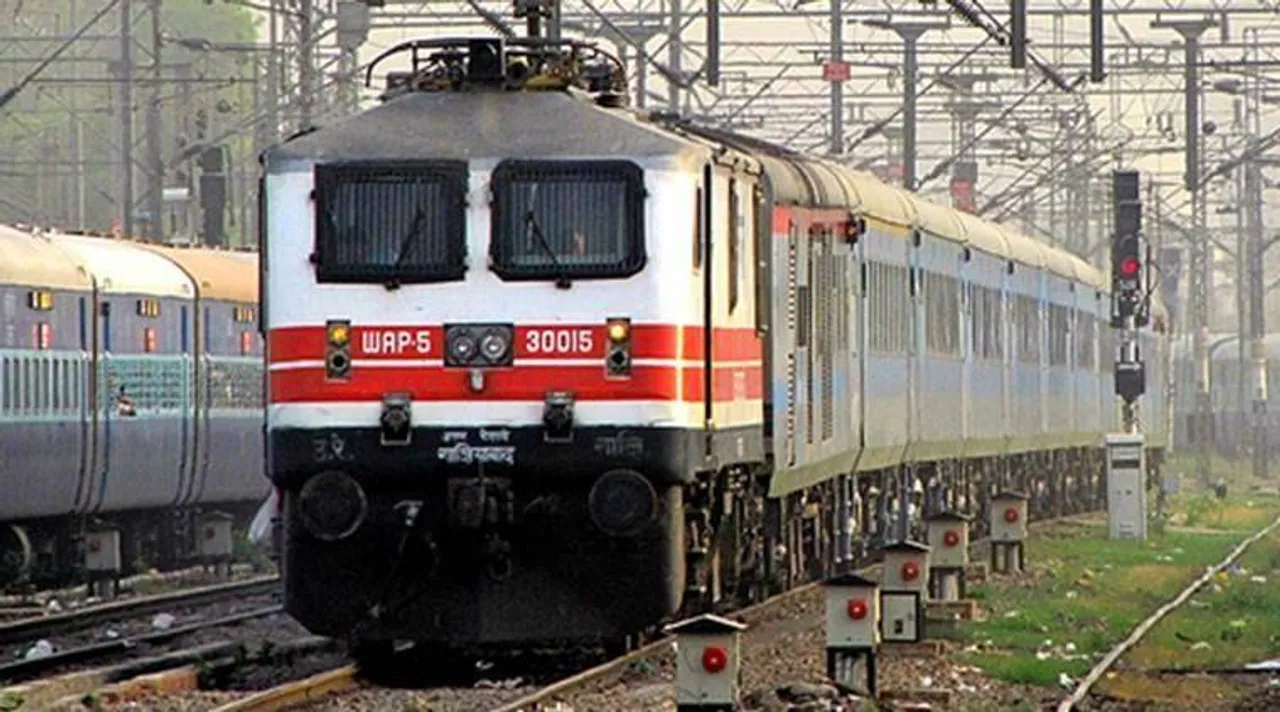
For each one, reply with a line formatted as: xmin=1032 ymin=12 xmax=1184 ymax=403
xmin=313 ymin=160 xmax=468 ymax=284
xmin=489 ymin=160 xmax=645 ymax=281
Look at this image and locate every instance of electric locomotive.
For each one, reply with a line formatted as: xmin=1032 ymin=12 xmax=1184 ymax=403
xmin=262 ymin=35 xmax=1166 ymax=656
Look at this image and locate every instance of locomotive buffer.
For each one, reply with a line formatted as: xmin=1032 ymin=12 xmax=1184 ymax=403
xmin=1107 ymin=170 xmax=1149 ymax=541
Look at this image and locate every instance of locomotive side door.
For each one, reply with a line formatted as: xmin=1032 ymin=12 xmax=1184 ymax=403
xmin=700 ymin=164 xmax=714 ymax=438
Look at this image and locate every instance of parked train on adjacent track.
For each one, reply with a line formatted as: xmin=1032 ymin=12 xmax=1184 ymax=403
xmin=0 ymin=224 xmax=267 ymax=587
xmin=260 ymin=37 xmax=1170 ymax=657
xmin=1171 ymin=332 xmax=1280 ymax=457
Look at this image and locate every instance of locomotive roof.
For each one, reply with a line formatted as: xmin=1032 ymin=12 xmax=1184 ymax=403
xmin=664 ymin=117 xmax=1104 ymax=288
xmin=265 ymin=90 xmax=708 ymax=168
xmin=143 ymin=244 xmax=258 ymax=303
xmin=47 ymin=233 xmax=195 ymax=299
xmin=0 ymin=224 xmax=92 ymax=291
xmin=265 ymin=86 xmax=1103 ymax=290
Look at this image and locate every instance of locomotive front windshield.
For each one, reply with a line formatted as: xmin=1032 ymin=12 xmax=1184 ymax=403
xmin=489 ymin=160 xmax=646 ymax=281
xmin=313 ymin=161 xmax=468 ymax=284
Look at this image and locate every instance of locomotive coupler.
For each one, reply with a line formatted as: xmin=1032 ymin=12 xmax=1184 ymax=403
xmin=484 ymin=533 xmax=514 ymax=581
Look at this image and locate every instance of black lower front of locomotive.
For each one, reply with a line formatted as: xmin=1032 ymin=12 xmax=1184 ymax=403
xmin=271 ymin=425 xmax=707 ymax=647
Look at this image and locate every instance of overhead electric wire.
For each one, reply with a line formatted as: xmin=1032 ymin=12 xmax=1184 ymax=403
xmin=0 ymin=0 xmax=122 ymax=112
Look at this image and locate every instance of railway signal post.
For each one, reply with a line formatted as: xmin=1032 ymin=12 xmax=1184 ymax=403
xmin=823 ymin=572 xmax=880 ymax=698
xmin=664 ymin=613 xmax=747 ymax=712
xmin=1108 ymin=170 xmax=1150 ymax=540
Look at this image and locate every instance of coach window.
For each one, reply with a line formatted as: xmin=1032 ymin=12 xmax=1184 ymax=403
xmin=490 ymin=160 xmax=645 ymax=282
xmin=313 ymin=160 xmax=468 ymax=285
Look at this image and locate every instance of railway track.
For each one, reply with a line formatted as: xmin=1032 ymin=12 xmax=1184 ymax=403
xmin=0 ymin=604 xmax=284 ymax=683
xmin=1056 ymin=512 xmax=1280 ymax=712
xmin=0 ymin=575 xmax=279 ymax=647
xmin=208 ymin=513 xmax=1103 ymax=712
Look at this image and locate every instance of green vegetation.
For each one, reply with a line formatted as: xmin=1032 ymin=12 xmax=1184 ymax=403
xmin=1122 ymin=527 xmax=1280 ymax=672
xmin=959 ymin=476 xmax=1280 ymax=688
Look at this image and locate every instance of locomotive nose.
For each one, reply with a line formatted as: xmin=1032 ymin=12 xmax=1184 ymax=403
xmin=588 ymin=469 xmax=658 ymax=537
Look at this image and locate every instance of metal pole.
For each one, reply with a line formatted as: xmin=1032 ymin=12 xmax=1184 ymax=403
xmin=829 ymin=0 xmax=842 ymax=157
xmin=67 ymin=0 xmax=86 ymax=230
xmin=667 ymin=0 xmax=681 ymax=112
xmin=118 ymin=0 xmax=135 ymax=238
xmin=267 ymin=0 xmax=280 ymax=144
xmin=297 ymin=0 xmax=315 ymax=130
xmin=860 ymin=21 xmax=947 ymax=190
xmin=145 ymin=0 xmax=164 ymax=242
xmin=1244 ymin=144 xmax=1268 ymax=478
xmin=902 ymin=30 xmax=918 ymax=191
xmin=1154 ymin=18 xmax=1216 ymax=484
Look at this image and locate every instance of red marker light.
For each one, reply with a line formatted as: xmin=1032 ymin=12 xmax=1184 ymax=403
xmin=702 ymin=646 xmax=728 ymax=674
xmin=944 ymin=530 xmax=960 ymax=547
xmin=1120 ymin=257 xmax=1141 ymax=277
xmin=847 ymin=599 xmax=868 ymax=620
xmin=1004 ymin=507 xmax=1020 ymax=524
xmin=902 ymin=561 xmax=920 ymax=581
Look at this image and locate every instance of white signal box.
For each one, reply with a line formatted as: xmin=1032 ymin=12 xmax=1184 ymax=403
xmin=663 ymin=613 xmax=747 ymax=712
xmin=1106 ymin=432 xmax=1147 ymax=541
xmin=989 ymin=490 xmax=1029 ymax=542
xmin=881 ymin=540 xmax=930 ymax=594
xmin=85 ymin=528 xmax=122 ymax=573
xmin=926 ymin=511 xmax=971 ymax=569
xmin=824 ymin=571 xmax=880 ymax=648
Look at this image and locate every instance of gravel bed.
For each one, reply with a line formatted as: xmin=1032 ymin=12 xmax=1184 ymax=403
xmin=527 ymin=585 xmax=1061 ymax=711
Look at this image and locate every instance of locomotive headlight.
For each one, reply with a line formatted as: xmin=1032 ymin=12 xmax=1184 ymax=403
xmin=605 ymin=317 xmax=632 ymax=378
xmin=325 ymin=319 xmax=352 ymax=381
xmin=607 ymin=318 xmax=630 ymax=344
xmin=449 ymin=330 xmax=478 ymax=364
xmin=480 ymin=329 xmax=510 ymax=364
xmin=327 ymin=320 xmax=350 ymax=347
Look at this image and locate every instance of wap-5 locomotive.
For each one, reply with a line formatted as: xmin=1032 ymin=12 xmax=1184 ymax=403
xmin=261 ymin=37 xmax=1168 ymax=657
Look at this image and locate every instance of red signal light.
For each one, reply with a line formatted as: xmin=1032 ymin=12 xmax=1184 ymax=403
xmin=902 ymin=561 xmax=920 ymax=581
xmin=1119 ymin=257 xmax=1141 ymax=278
xmin=702 ymin=645 xmax=728 ymax=674
xmin=847 ymin=598 xmax=868 ymax=620
xmin=944 ymin=530 xmax=960 ymax=547
xmin=1004 ymin=507 xmax=1020 ymax=524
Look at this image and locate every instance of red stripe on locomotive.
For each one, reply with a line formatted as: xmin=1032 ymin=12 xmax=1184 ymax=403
xmin=267 ymin=324 xmax=763 ymax=364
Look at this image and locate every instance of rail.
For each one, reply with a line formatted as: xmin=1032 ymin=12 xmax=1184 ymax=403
xmin=0 ymin=575 xmax=279 ymax=646
xmin=1056 ymin=512 xmax=1280 ymax=711
xmin=0 ymin=604 xmax=283 ymax=683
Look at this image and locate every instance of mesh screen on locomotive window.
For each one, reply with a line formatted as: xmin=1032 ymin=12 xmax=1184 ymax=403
xmin=313 ymin=161 xmax=468 ymax=284
xmin=489 ymin=160 xmax=646 ymax=281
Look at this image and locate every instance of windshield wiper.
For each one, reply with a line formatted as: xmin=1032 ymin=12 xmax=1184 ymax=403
xmin=524 ymin=210 xmax=572 ymax=290
xmin=393 ymin=206 xmax=428 ymax=268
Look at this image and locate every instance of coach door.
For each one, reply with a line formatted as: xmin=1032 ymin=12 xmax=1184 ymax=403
xmin=701 ymin=164 xmax=715 ymax=434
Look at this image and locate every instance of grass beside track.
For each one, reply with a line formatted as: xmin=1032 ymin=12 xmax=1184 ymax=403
xmin=958 ymin=464 xmax=1280 ymax=690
